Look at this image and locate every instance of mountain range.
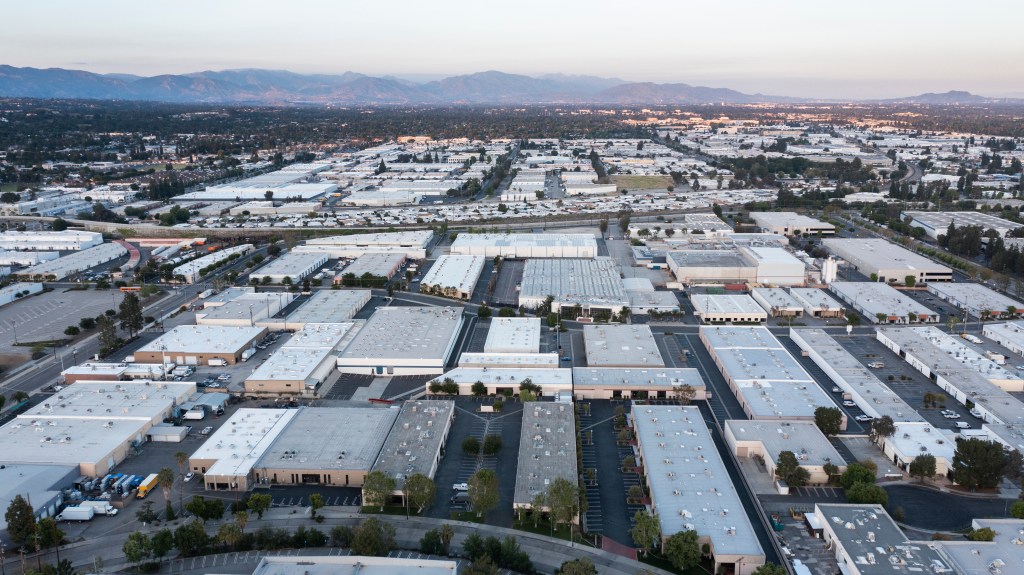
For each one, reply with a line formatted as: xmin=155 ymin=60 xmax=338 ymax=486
xmin=0 ymin=65 xmax=1015 ymax=106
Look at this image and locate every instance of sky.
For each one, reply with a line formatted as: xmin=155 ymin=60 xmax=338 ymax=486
xmin=3 ymin=0 xmax=1023 ymax=99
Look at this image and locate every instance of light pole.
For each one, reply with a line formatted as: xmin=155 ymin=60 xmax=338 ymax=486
xmin=10 ymin=321 xmax=16 ymax=345
xmin=248 ymin=304 xmax=255 ymax=327
xmin=161 ymin=344 xmax=168 ymax=380
xmin=72 ymin=348 xmax=78 ymax=366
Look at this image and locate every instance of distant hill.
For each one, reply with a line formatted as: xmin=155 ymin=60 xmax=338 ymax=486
xmin=0 ymin=65 xmax=1018 ymax=105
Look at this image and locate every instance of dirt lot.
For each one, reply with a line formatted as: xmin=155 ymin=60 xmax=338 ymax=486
xmin=609 ymin=175 xmax=673 ymax=192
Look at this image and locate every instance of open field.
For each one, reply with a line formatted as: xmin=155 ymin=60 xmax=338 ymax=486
xmin=609 ymin=175 xmax=673 ymax=192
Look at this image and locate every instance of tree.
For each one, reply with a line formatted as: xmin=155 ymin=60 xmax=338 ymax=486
xmin=462 ymin=436 xmax=481 ymax=455
xmin=482 ymin=434 xmax=503 ymax=455
xmin=775 ymin=451 xmax=811 ymax=487
xmin=909 ymin=454 xmax=937 ymax=483
xmin=546 ymin=477 xmax=579 ymax=533
xmin=905 ymin=275 xmax=916 ymax=288
xmin=869 ymin=416 xmax=896 ymax=443
xmin=840 ymin=463 xmax=876 ymax=489
xmin=157 ymin=467 xmax=175 ymax=508
xmin=814 ymin=406 xmax=843 ymax=436
xmin=530 ymin=491 xmax=547 ymax=527
xmin=363 ymin=470 xmax=396 ymax=511
xmin=79 ymin=317 xmax=96 ymax=330
xmin=968 ymin=527 xmax=996 ymax=541
xmin=556 ymin=558 xmax=597 ymax=575
xmin=216 ymin=522 xmax=243 ymax=550
xmin=151 ymin=528 xmax=174 ymax=559
xmin=135 ymin=501 xmax=158 ymax=524
xmin=37 ymin=517 xmax=64 ymax=564
xmin=846 ymin=482 xmax=888 ymax=505
xmin=1011 ymin=500 xmax=1024 ymax=519
xmin=97 ymin=314 xmax=117 ymax=350
xmin=309 ymin=493 xmax=324 ymax=520
xmin=752 ymin=563 xmax=788 ymax=575
xmin=599 ymin=219 xmax=609 ymax=239
xmin=420 ymin=528 xmax=444 ymax=555
xmin=439 ymin=523 xmax=455 ymax=555
xmin=63 ymin=326 xmax=80 ymax=336
xmin=186 ymin=496 xmax=224 ymax=522
xmin=464 ymin=555 xmax=500 ymax=575
xmin=471 ymin=381 xmax=487 ymax=396
xmin=51 ymin=218 xmax=68 ymax=232
xmin=118 ymin=292 xmax=144 ymax=337
xmin=403 ymin=473 xmax=436 ymax=516
xmin=469 ymin=469 xmax=499 ymax=518
xmin=173 ymin=520 xmax=211 ymax=557
xmin=664 ymin=530 xmax=701 ymax=571
xmin=672 ymin=384 xmax=696 ymax=404
xmin=123 ymin=532 xmax=152 ymax=565
xmin=351 ymin=517 xmax=396 ymax=556
xmin=0 ymin=191 xmax=19 ymax=203
xmin=630 ymin=509 xmax=661 ymax=556
xmin=5 ymin=494 xmax=36 ymax=549
xmin=476 ymin=304 xmax=492 ymax=319
xmin=247 ymin=492 xmax=271 ymax=519
xmin=952 ymin=437 xmax=1007 ymax=490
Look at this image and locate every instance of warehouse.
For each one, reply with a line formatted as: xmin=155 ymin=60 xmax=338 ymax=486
xmin=368 ymin=400 xmax=454 ymax=500
xmin=633 ymin=406 xmax=766 ymax=575
xmin=724 ymin=420 xmax=846 ymax=485
xmin=0 ymin=250 xmax=59 ymax=267
xmin=484 ymin=317 xmax=541 ymax=353
xmin=183 ymin=182 xmax=335 ymax=202
xmin=0 ymin=380 xmax=195 ymax=476
xmin=190 ymin=408 xmax=299 ymax=491
xmin=666 ymin=250 xmax=756 ymax=285
xmin=251 ymin=251 xmax=328 ymax=284
xmin=335 ymin=252 xmax=406 ymax=284
xmin=983 ymin=320 xmax=1024 ymax=357
xmin=876 ymin=421 xmax=957 ymax=477
xmin=583 ymin=324 xmax=665 ymax=367
xmin=691 ymin=294 xmax=768 ymax=323
xmin=700 ymin=326 xmax=841 ymax=423
xmin=457 ymin=352 xmax=560 ymax=369
xmin=0 ymin=464 xmax=79 ymax=543
xmin=337 ymin=307 xmax=464 ymax=376
xmin=788 ymin=288 xmax=845 ymax=318
xmin=61 ymin=361 xmax=167 ymax=384
xmin=253 ymin=407 xmax=398 ymax=487
xmin=876 ymin=327 xmax=1024 ymax=425
xmin=519 ymin=257 xmax=628 ymax=313
xmin=571 ymin=367 xmax=706 ymax=400
xmin=262 ymin=289 xmax=370 ymax=330
xmin=750 ymin=288 xmax=803 ymax=318
xmin=933 ymin=518 xmax=1024 ymax=575
xmin=244 ymin=330 xmax=346 ymax=397
xmin=927 ymin=282 xmax=1023 ymax=320
xmin=903 ymin=210 xmax=1023 ymax=240
xmin=137 ymin=325 xmax=267 ymax=365
xmin=299 ymin=230 xmax=433 ymax=259
xmin=431 ymin=367 xmax=570 ymax=396
xmin=173 ymin=244 xmax=253 ymax=284
xmin=789 ymin=329 xmax=924 ymax=423
xmin=828 ymin=282 xmax=938 ymax=324
xmin=420 ymin=255 xmax=485 ymax=300
xmin=0 ymin=230 xmax=103 ymax=251
xmin=197 ymin=292 xmax=296 ymax=327
xmin=749 ymin=212 xmax=835 ymax=236
xmin=821 ymin=238 xmax=952 ymax=283
xmin=514 ymin=402 xmax=578 ymax=512
xmin=0 ymin=281 xmax=42 ymax=307
xmin=450 ymin=233 xmax=598 ymax=258
xmin=814 ymin=504 xmax=949 ymax=575
xmin=14 ymin=242 xmax=128 ymax=281
xmin=622 ymin=277 xmax=681 ymax=314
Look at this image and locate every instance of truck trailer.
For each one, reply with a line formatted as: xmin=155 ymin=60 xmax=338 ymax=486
xmin=78 ymin=501 xmax=119 ymax=516
xmin=57 ymin=506 xmax=95 ymax=522
xmin=137 ymin=473 xmax=159 ymax=499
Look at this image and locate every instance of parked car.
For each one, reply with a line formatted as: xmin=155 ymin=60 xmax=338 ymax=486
xmin=843 ymin=400 xmax=856 ymax=407
xmin=942 ymin=410 xmax=960 ymax=419
xmin=855 ymin=415 xmax=873 ymax=423
xmin=831 ymin=386 xmax=841 ymax=393
xmin=955 ymin=421 xmax=971 ymax=429
xmin=201 ymin=426 xmax=213 ymax=435
xmin=970 ymin=408 xmax=984 ymax=418
xmin=452 ymin=483 xmax=468 ymax=492
xmin=184 ymin=472 xmax=195 ymax=482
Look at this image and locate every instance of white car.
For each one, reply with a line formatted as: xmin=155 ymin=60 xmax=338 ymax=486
xmin=855 ymin=415 xmax=873 ymax=423
xmin=452 ymin=483 xmax=469 ymax=492
xmin=942 ymin=410 xmax=960 ymax=419
xmin=843 ymin=400 xmax=856 ymax=407
xmin=184 ymin=472 xmax=195 ymax=482
xmin=970 ymin=408 xmax=983 ymax=418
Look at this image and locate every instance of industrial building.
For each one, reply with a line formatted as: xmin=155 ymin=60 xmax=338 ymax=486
xmin=457 ymin=352 xmax=560 ymax=369
xmin=667 ymin=245 xmax=806 ymax=286
xmin=690 ymin=294 xmax=768 ymax=323
xmin=368 ymin=400 xmax=454 ymax=500
xmin=750 ymin=288 xmax=804 ymax=318
xmin=248 ymin=555 xmax=456 ymax=575
xmin=244 ymin=323 xmax=358 ymax=397
xmin=821 ymin=238 xmax=952 ymax=283
xmin=190 ymin=408 xmax=299 ymax=491
xmin=742 ymin=246 xmax=807 ymax=285
xmin=622 ymin=277 xmax=682 ymax=314
xmin=828 ymin=282 xmax=939 ymax=324
xmin=788 ymin=288 xmax=845 ymax=318
xmin=519 ymin=257 xmax=628 ymax=313
xmin=876 ymin=326 xmax=1024 ymax=425
xmin=0 ymin=281 xmax=42 ymax=307
xmin=632 ymin=406 xmax=766 ymax=575
xmin=61 ymin=361 xmax=168 ymax=384
xmin=484 ymin=318 xmax=541 ymax=354
xmin=173 ymin=244 xmax=253 ymax=284
xmin=196 ymin=292 xmax=296 ymax=328
xmin=0 ymin=380 xmax=195 ymax=476
xmin=902 ymin=210 xmax=1024 ymax=240
xmin=262 ymin=289 xmax=370 ymax=330
xmin=983 ymin=320 xmax=1024 ymax=357
xmin=875 ymin=421 xmax=956 ymax=477
xmin=299 ymin=230 xmax=433 ymax=259
xmin=336 ymin=252 xmax=406 ymax=283
xmin=813 ymin=504 xmax=950 ymax=575
xmin=927 ymin=281 xmax=1023 ymax=320
xmin=789 ymin=329 xmax=925 ymax=423
xmin=724 ymin=420 xmax=846 ymax=485
xmin=749 ymin=212 xmax=836 ymax=236
xmin=0 ymin=250 xmax=59 ymax=267
xmin=699 ymin=326 xmax=841 ymax=423
xmin=514 ymin=402 xmax=578 ymax=512
xmin=571 ymin=367 xmax=706 ymax=400
xmin=432 ymin=367 xmax=570 ymax=396
xmin=14 ymin=242 xmax=128 ymax=281
xmin=932 ymin=518 xmax=1024 ymax=574
xmin=582 ymin=324 xmax=665 ymax=367
xmin=253 ymin=407 xmax=398 ymax=487
xmin=450 ymin=233 xmax=598 ymax=258
xmin=251 ymin=251 xmax=328 ymax=284
xmin=0 ymin=230 xmax=103 ymax=251
xmin=0 ymin=464 xmax=79 ymax=544
xmin=419 ymin=255 xmax=485 ymax=300
xmin=136 ymin=325 xmax=267 ymax=365
xmin=337 ymin=307 xmax=464 ymax=376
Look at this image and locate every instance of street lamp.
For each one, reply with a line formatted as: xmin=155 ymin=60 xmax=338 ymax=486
xmin=72 ymin=348 xmax=78 ymax=366
xmin=248 ymin=304 xmax=255 ymax=327
xmin=10 ymin=321 xmax=16 ymax=345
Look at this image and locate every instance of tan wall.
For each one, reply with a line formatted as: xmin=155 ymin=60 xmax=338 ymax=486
xmin=256 ymin=468 xmax=369 ymax=487
xmin=245 ymin=379 xmax=307 ymax=396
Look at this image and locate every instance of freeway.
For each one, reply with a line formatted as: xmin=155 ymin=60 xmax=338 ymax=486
xmin=900 ymin=159 xmax=924 ymax=183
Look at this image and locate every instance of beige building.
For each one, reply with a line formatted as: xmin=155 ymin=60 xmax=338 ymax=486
xmin=136 ymin=325 xmax=267 ymax=365
xmin=724 ymin=420 xmax=846 ymax=486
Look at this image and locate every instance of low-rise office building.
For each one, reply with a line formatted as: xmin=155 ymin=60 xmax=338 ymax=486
xmin=750 ymin=212 xmax=836 ymax=237
xmin=251 ymin=251 xmax=328 ymax=284
xmin=814 ymin=504 xmax=950 ymax=575
xmin=633 ymin=406 xmax=766 ymax=575
xmin=263 ymin=289 xmax=370 ymax=330
xmin=750 ymin=288 xmax=804 ymax=318
xmin=244 ymin=324 xmax=356 ymax=397
xmin=788 ymin=288 xmax=845 ymax=318
xmin=583 ymin=324 xmax=665 ymax=367
xmin=336 ymin=252 xmax=406 ymax=283
xmin=337 ymin=307 xmax=464 ymax=376
xmin=190 ymin=408 xmax=299 ymax=491
xmin=822 ymin=238 xmax=952 ymax=284
xmin=457 ymin=352 xmax=560 ymax=369
xmin=299 ymin=230 xmax=433 ymax=259
xmin=368 ymin=400 xmax=454 ymax=501
xmin=450 ymin=233 xmax=597 ymax=258
xmin=420 ymin=255 xmax=485 ymax=300
xmin=828 ymin=282 xmax=939 ymax=324
xmin=571 ymin=367 xmax=706 ymax=400
xmin=484 ymin=318 xmax=541 ymax=353
xmin=197 ymin=292 xmax=295 ymax=328
xmin=430 ymin=367 xmax=570 ymax=396
xmin=667 ymin=250 xmax=755 ymax=285
xmin=934 ymin=518 xmax=1024 ymax=575
xmin=724 ymin=420 xmax=846 ymax=485
xmin=927 ymin=282 xmax=1023 ymax=320
xmin=136 ymin=325 xmax=267 ymax=365
xmin=514 ymin=402 xmax=578 ymax=512
xmin=876 ymin=422 xmax=956 ymax=477
xmin=622 ymin=277 xmax=682 ymax=314
xmin=691 ymin=294 xmax=768 ymax=323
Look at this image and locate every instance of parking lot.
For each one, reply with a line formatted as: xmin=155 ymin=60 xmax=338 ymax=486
xmin=0 ymin=287 xmax=125 ymax=349
xmin=490 ymin=260 xmax=523 ymax=307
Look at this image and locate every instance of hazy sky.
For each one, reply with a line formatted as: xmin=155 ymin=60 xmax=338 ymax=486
xmin=4 ymin=0 xmax=1022 ymax=99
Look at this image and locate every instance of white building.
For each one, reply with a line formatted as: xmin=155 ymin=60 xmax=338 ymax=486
xmin=788 ymin=288 xmax=845 ymax=318
xmin=724 ymin=420 xmax=846 ymax=485
xmin=814 ymin=504 xmax=950 ymax=575
xmin=691 ymin=294 xmax=768 ymax=323
xmin=749 ymin=212 xmax=835 ymax=236
xmin=903 ymin=210 xmax=1024 ymax=239
xmin=484 ymin=317 xmax=541 ymax=354
xmin=0 ymin=282 xmax=43 ymax=307
xmin=173 ymin=244 xmax=253 ymax=284
xmin=984 ymin=320 xmax=1024 ymax=357
xmin=450 ymin=233 xmax=598 ymax=258
xmin=927 ymin=282 xmax=1023 ymax=320
xmin=299 ymin=230 xmax=433 ymax=259
xmin=137 ymin=325 xmax=267 ymax=365
xmin=15 ymin=242 xmax=128 ymax=281
xmin=264 ymin=289 xmax=370 ymax=330
xmin=519 ymin=257 xmax=628 ymax=313
xmin=822 ymin=238 xmax=952 ymax=284
xmin=876 ymin=422 xmax=956 ymax=476
xmin=0 ymin=230 xmax=103 ymax=251
xmin=828 ymin=282 xmax=939 ymax=324
xmin=583 ymin=324 xmax=665 ymax=367
xmin=514 ymin=403 xmax=577 ymax=511
xmin=251 ymin=251 xmax=328 ymax=284
xmin=189 ymin=408 xmax=299 ymax=491
xmin=337 ymin=307 xmax=464 ymax=376
xmin=750 ymin=288 xmax=804 ymax=318
xmin=420 ymin=255 xmax=485 ymax=300
xmin=432 ymin=367 xmax=570 ymax=396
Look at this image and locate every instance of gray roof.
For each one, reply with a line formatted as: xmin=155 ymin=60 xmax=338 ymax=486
xmin=583 ymin=324 xmax=666 ymax=367
xmin=815 ymin=504 xmax=949 ymax=575
xmin=370 ymin=400 xmax=454 ymax=488
xmin=822 ymin=239 xmax=950 ymax=275
xmin=572 ymin=367 xmax=705 ymax=390
xmin=520 ymin=257 xmax=627 ymax=308
xmin=514 ymin=402 xmax=578 ymax=506
xmin=667 ymin=250 xmax=752 ymax=269
xmin=829 ymin=282 xmax=937 ymax=321
xmin=724 ymin=419 xmax=845 ymax=467
xmin=256 ymin=407 xmax=397 ymax=472
xmin=339 ymin=307 xmax=463 ymax=361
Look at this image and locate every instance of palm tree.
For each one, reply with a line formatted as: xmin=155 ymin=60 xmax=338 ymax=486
xmin=235 ymin=511 xmax=249 ymax=533
xmin=174 ymin=451 xmax=188 ymax=512
xmin=157 ymin=467 xmax=175 ymax=515
xmin=439 ymin=524 xmax=454 ymax=555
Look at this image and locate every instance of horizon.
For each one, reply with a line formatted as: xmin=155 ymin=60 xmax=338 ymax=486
xmin=3 ymin=0 xmax=1023 ymax=100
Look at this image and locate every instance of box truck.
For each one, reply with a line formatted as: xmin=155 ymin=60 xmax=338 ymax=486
xmin=79 ymin=501 xmax=118 ymax=516
xmin=137 ymin=473 xmax=160 ymax=499
xmin=57 ymin=506 xmax=95 ymax=522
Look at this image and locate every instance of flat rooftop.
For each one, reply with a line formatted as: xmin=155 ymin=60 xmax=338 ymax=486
xmin=789 ymin=288 xmax=844 ymax=310
xmin=420 ymin=255 xmax=485 ymax=294
xmin=928 ymin=282 xmax=1023 ymax=317
xmin=667 ymin=249 xmax=752 ymax=269
xmin=451 ymin=232 xmax=597 ymax=250
xmin=458 ymin=352 xmax=560 ymax=368
xmin=305 ymin=230 xmax=433 ymax=248
xmin=724 ymin=420 xmax=844 ymax=467
xmin=583 ymin=324 xmax=666 ymax=367
xmin=25 ymin=380 xmax=195 ymax=421
xmin=829 ymin=282 xmax=936 ymax=319
xmin=191 ymin=408 xmax=299 ymax=479
xmin=339 ymin=307 xmax=463 ymax=362
xmin=515 ymin=402 xmax=578 ymax=506
xmin=246 ymin=346 xmax=335 ymax=385
xmin=282 ymin=322 xmax=357 ymax=349
xmin=633 ymin=406 xmax=764 ymax=557
xmin=249 ymin=555 xmax=456 ymax=575
xmin=19 ymin=242 xmax=127 ymax=280
xmin=815 ymin=504 xmax=949 ymax=575
xmin=751 ymin=288 xmax=803 ymax=311
xmin=0 ymin=464 xmax=78 ymax=531
xmin=789 ymin=329 xmax=924 ymax=422
xmin=139 ymin=325 xmax=266 ymax=354
xmin=284 ymin=290 xmax=370 ymax=325
xmin=750 ymin=212 xmax=835 ymax=231
xmin=904 ymin=210 xmax=1023 ymax=232
xmin=256 ymin=407 xmax=398 ymax=472
xmin=441 ymin=367 xmax=570 ymax=387
xmin=251 ymin=251 xmax=327 ymax=278
xmin=691 ymin=294 xmax=767 ymax=315
xmin=984 ymin=320 xmax=1024 ymax=349
xmin=520 ymin=258 xmax=627 ymax=308
xmin=887 ymin=421 xmax=956 ymax=462
xmin=341 ymin=252 xmax=406 ymax=278
xmin=822 ymin=239 xmax=950 ymax=275
xmin=935 ymin=518 xmax=1024 ymax=575
xmin=572 ymin=367 xmax=705 ymax=390
xmin=484 ymin=318 xmax=541 ymax=354
xmin=370 ymin=400 xmax=454 ymax=489
xmin=701 ymin=326 xmax=835 ymax=418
